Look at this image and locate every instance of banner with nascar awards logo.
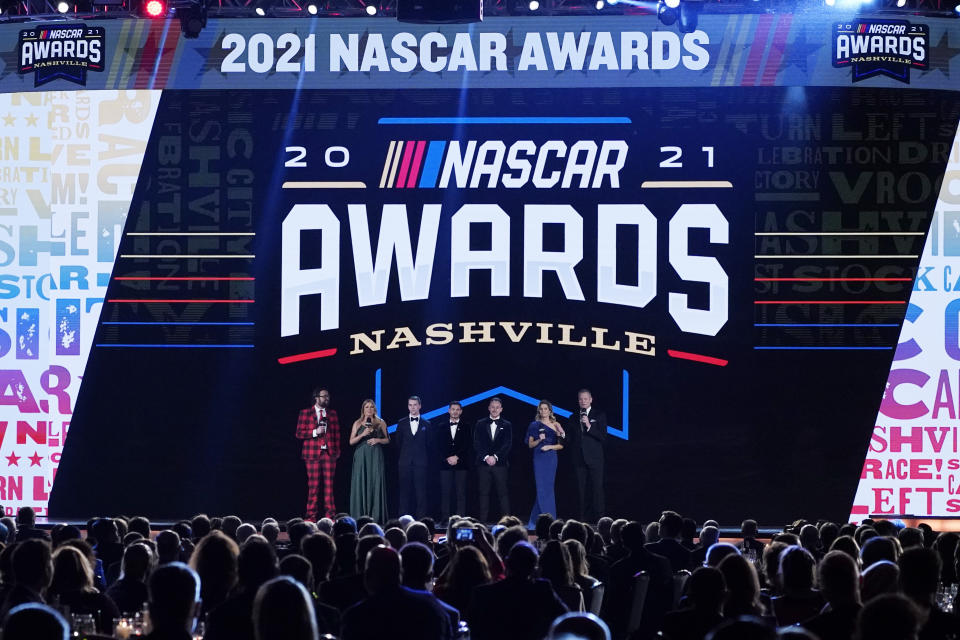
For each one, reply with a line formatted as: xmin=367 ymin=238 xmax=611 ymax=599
xmin=0 ymin=11 xmax=958 ymax=521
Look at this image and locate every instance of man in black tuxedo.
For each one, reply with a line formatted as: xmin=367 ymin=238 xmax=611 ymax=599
xmin=473 ymin=397 xmax=512 ymax=523
xmin=395 ymin=395 xmax=431 ymax=518
xmin=435 ymin=401 xmax=471 ymax=522
xmin=565 ymin=389 xmax=606 ymax=523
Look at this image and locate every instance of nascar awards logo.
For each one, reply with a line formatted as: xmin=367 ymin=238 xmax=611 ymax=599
xmin=833 ymin=20 xmax=928 ymax=83
xmin=17 ymin=24 xmax=105 ymax=87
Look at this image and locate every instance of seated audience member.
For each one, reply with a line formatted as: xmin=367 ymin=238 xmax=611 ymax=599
xmin=469 ymin=542 xmax=567 ymax=640
xmin=600 ymin=521 xmax=672 ymax=640
xmin=819 ymin=523 xmax=840 ymax=552
xmin=407 ymin=522 xmax=432 ymax=547
xmin=204 ymin=536 xmax=279 ymax=640
xmin=536 ymin=515 xmax=556 ymax=550
xmin=497 ymin=525 xmax=529 ymax=561
xmin=47 ymin=545 xmax=121 ymax=632
xmin=144 ymin=562 xmax=202 ymax=640
xmin=802 ymin=550 xmax=861 ymax=640
xmin=384 ymin=527 xmax=406 ymax=549
xmin=861 ymin=536 xmax=900 ymax=569
xmin=400 ymin=542 xmax=460 ymax=630
xmin=279 ymin=553 xmax=340 ymax=635
xmin=646 ymin=522 xmax=661 ymax=544
xmin=855 ymin=593 xmax=921 ymax=640
xmin=319 ymin=534 xmax=387 ymax=612
xmin=597 ymin=518 xmax=614 ymax=547
xmin=898 ymin=528 xmax=925 ymax=551
xmin=645 ymin=511 xmax=692 ymax=572
xmin=861 ymin=560 xmax=901 ymax=603
xmin=550 ymin=519 xmax=566 ymax=541
xmin=107 ymin=542 xmax=154 ymax=614
xmin=540 ymin=540 xmax=585 ymax=612
xmin=691 ymin=526 xmax=719 ymax=569
xmin=760 ymin=542 xmax=787 ymax=599
xmin=932 ymin=532 xmax=958 ymax=585
xmin=828 ymin=535 xmax=860 ymax=563
xmin=236 ymin=523 xmax=257 ymax=545
xmin=189 ymin=530 xmax=238 ymax=617
xmin=300 ymin=532 xmax=337 ymax=592
xmin=563 ymin=520 xmax=610 ymax=584
xmin=253 ymin=576 xmax=318 ymax=640
xmin=706 ymin=543 xmax=740 ymax=568
xmin=899 ymin=546 xmax=960 ymax=640
xmin=704 ymin=615 xmax=776 ymax=640
xmin=129 ymin=517 xmax=151 ymax=539
xmin=221 ymin=516 xmax=242 ymax=540
xmin=659 ymin=566 xmax=725 ymax=640
xmin=341 ymin=545 xmax=453 ymax=640
xmin=549 ymin=612 xmax=612 ymax=640
xmin=434 ymin=546 xmax=492 ymax=620
xmin=564 ymin=539 xmax=601 ymax=595
xmin=680 ymin=518 xmax=698 ymax=551
xmin=606 ymin=520 xmax=629 ymax=564
xmin=770 ymin=546 xmax=822 ymax=627
xmin=156 ymin=530 xmax=181 ymax=565
xmin=739 ymin=520 xmax=766 ymax=557
xmin=190 ymin=515 xmax=211 ymax=542
xmin=718 ymin=554 xmax=765 ymax=619
xmin=261 ymin=521 xmax=280 ymax=546
xmin=798 ymin=525 xmax=822 ymax=560
xmin=2 ymin=603 xmax=69 ymax=640
xmin=0 ymin=539 xmax=52 ymax=620
xmin=14 ymin=507 xmax=50 ymax=542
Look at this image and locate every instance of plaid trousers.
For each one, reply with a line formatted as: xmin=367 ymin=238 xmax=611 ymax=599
xmin=304 ymin=454 xmax=337 ymax=520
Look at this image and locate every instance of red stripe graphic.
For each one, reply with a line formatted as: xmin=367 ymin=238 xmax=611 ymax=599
xmin=667 ymin=350 xmax=729 ymax=367
xmin=153 ymin=20 xmax=180 ymax=88
xmin=278 ymin=348 xmax=338 ymax=364
xmin=741 ymin=14 xmax=774 ymax=86
xmin=395 ymin=141 xmax=416 ymax=188
xmin=406 ymin=141 xmax=427 ymax=188
xmin=134 ymin=21 xmax=162 ymax=88
xmin=850 ymin=505 xmax=870 ymax=515
xmin=759 ymin=14 xmax=793 ymax=86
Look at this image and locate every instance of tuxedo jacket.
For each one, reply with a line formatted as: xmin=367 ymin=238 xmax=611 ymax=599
xmin=295 ymin=407 xmax=341 ymax=460
xmin=395 ymin=416 xmax=433 ymax=468
xmin=473 ymin=417 xmax=512 ymax=467
xmin=433 ymin=413 xmax=472 ymax=471
xmin=565 ymin=407 xmax=606 ymax=468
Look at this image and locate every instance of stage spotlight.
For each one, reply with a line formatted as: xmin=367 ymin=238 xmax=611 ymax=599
xmin=678 ymin=0 xmax=699 ymax=32
xmin=56 ymin=0 xmax=69 ymax=10
xmin=595 ymin=0 xmax=603 ymax=7
xmin=825 ymin=0 xmax=835 ymax=5
xmin=528 ymin=0 xmax=539 ymax=9
xmin=365 ymin=3 xmax=376 ymax=13
xmin=178 ymin=2 xmax=206 ymax=38
xmin=145 ymin=0 xmax=164 ymax=14
xmin=306 ymin=2 xmax=316 ymax=12
xmin=657 ymin=0 xmax=676 ymax=25
xmin=664 ymin=0 xmax=679 ymax=8
xmin=896 ymin=0 xmax=905 ymax=5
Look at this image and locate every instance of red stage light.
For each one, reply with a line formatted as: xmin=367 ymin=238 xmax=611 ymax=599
xmin=145 ymin=0 xmax=164 ymax=16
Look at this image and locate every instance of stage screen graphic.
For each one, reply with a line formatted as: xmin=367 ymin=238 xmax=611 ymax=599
xmin=0 ymin=14 xmax=956 ymax=522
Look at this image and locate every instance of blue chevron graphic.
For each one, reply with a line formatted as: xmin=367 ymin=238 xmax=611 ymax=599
xmin=374 ymin=369 xmax=629 ymax=440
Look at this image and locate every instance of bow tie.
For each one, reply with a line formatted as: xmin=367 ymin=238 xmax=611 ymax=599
xmin=410 ymin=417 xmax=419 ymax=422
xmin=450 ymin=422 xmax=458 ymax=427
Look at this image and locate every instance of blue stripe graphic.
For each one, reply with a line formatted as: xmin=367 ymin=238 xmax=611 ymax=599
xmin=418 ymin=141 xmax=447 ymax=188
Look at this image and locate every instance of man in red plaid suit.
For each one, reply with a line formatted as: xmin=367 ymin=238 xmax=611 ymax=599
xmin=296 ymin=388 xmax=341 ymax=520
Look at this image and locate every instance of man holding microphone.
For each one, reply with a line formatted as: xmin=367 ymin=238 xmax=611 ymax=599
xmin=566 ymin=389 xmax=606 ymax=523
xmin=295 ymin=387 xmax=341 ymax=520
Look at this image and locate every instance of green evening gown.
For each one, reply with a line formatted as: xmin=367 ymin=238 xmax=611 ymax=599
xmin=349 ymin=421 xmax=389 ymax=524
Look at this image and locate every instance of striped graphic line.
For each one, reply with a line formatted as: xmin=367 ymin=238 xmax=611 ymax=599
xmin=754 ymin=323 xmax=900 ymax=327
xmin=378 ymin=117 xmax=631 ymax=125
xmin=741 ymin=13 xmax=774 ymax=87
xmin=120 ymin=254 xmax=255 ymax=259
xmin=380 ymin=141 xmax=397 ymax=189
xmin=726 ymin=14 xmax=755 ymax=86
xmin=396 ymin=140 xmax=416 ymax=188
xmin=755 ymin=255 xmax=918 ymax=259
xmin=387 ymin=141 xmax=404 ymax=188
xmin=102 ymin=322 xmax=255 ymax=325
xmin=97 ymin=344 xmax=254 ymax=349
xmin=712 ymin=16 xmax=738 ymax=86
xmin=407 ymin=141 xmax=427 ymax=188
xmin=761 ymin=14 xmax=793 ymax=85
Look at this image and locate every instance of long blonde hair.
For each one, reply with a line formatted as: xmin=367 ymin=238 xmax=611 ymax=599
xmin=534 ymin=400 xmax=557 ymax=424
xmin=356 ymin=399 xmax=382 ymax=431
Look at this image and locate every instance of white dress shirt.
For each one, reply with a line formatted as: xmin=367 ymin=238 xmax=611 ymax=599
xmin=410 ymin=415 xmax=420 ymax=436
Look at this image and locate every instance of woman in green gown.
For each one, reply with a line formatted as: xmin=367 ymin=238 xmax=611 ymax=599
xmin=349 ymin=399 xmax=390 ymax=524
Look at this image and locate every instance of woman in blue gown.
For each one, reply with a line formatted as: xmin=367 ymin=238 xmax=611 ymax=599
xmin=527 ymin=400 xmax=566 ymax=529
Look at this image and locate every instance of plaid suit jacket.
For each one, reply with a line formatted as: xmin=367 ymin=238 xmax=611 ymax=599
xmin=296 ymin=406 xmax=341 ymax=459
